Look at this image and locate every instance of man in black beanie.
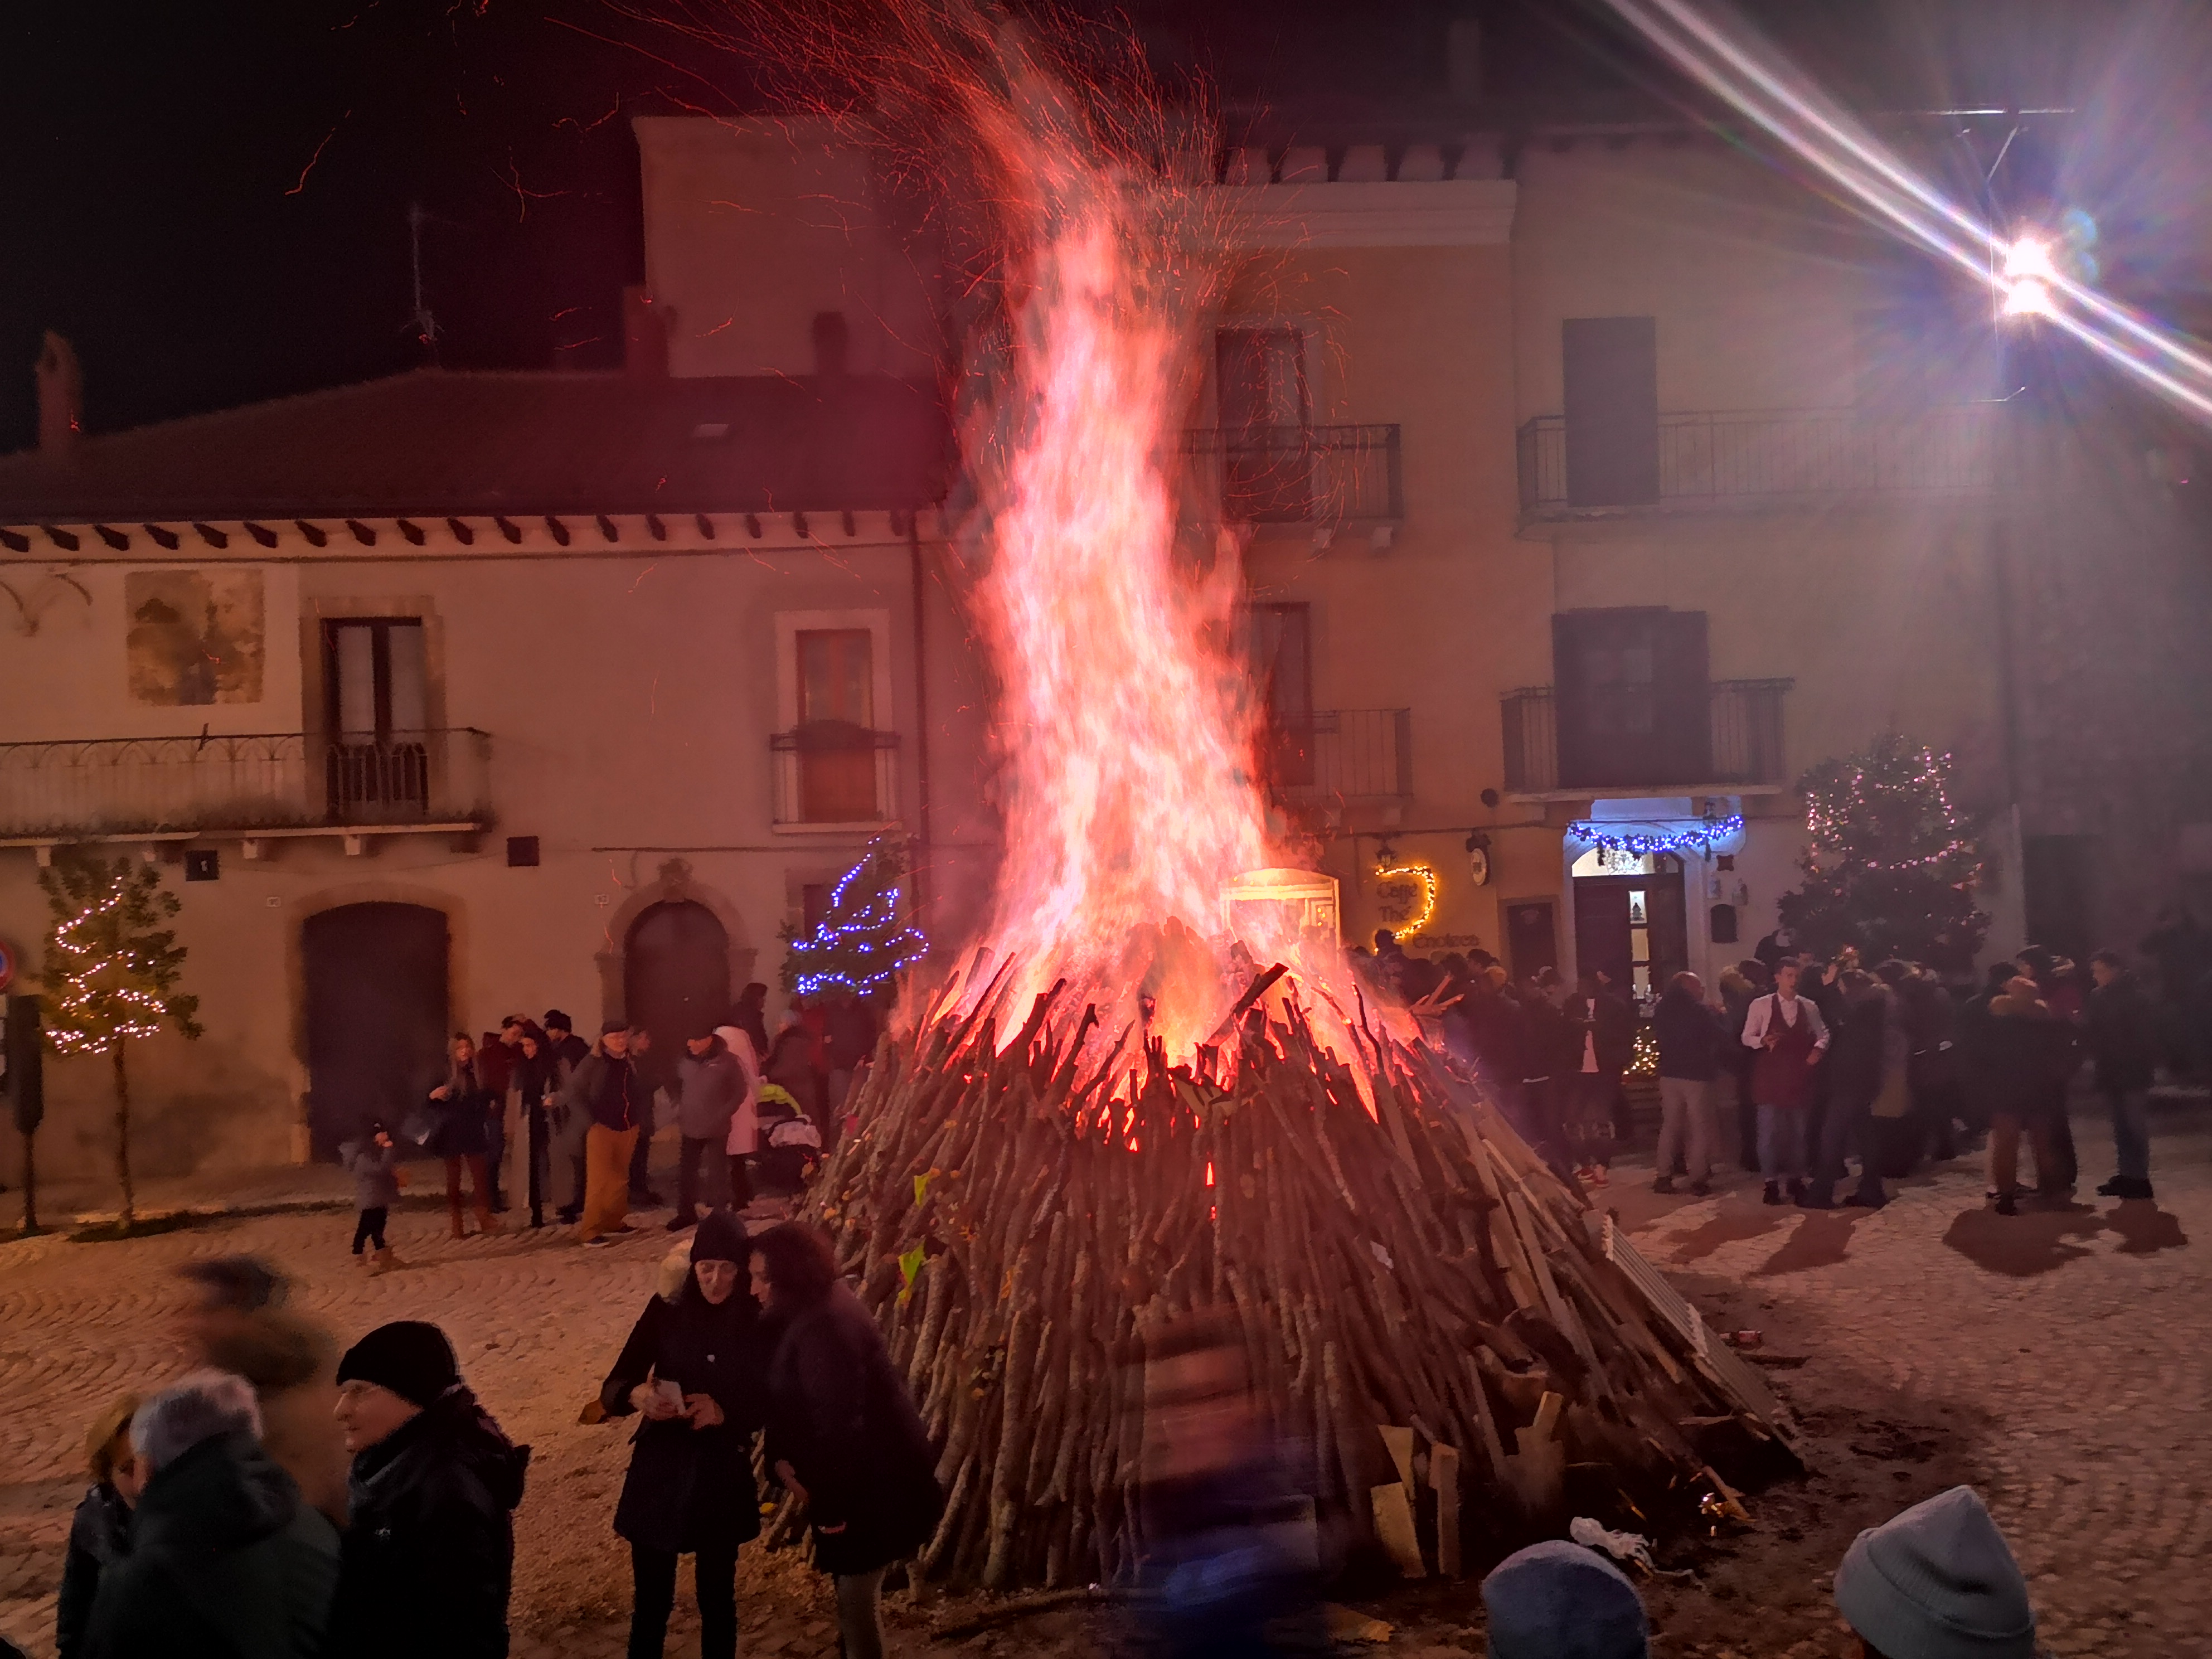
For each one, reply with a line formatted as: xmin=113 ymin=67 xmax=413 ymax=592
xmin=331 ymin=1323 xmax=530 ymax=1659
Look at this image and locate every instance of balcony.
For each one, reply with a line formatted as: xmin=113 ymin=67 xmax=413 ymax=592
xmin=1516 ymin=405 xmax=2008 ymax=520
xmin=771 ymin=722 xmax=901 ymax=830
xmin=1263 ymin=709 xmax=1413 ymax=809
xmin=1182 ymin=424 xmax=1403 ymax=531
xmin=1501 ymin=681 xmax=1791 ymax=795
xmin=0 ymin=730 xmax=492 ymax=852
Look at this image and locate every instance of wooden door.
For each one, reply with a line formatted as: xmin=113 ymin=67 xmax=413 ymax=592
xmin=1563 ymin=316 xmax=1659 ymax=506
xmin=1505 ymin=899 xmax=1559 ymax=981
xmin=624 ymin=901 xmax=732 ymax=1056
xmin=303 ymin=902 xmax=448 ymax=1160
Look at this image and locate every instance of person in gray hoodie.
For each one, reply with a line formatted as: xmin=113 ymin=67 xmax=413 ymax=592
xmin=338 ymin=1122 xmax=406 ymax=1274
xmin=672 ymin=1030 xmax=748 ymax=1231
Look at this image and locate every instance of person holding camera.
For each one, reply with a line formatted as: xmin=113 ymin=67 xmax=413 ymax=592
xmin=598 ymin=1211 xmax=770 ymax=1659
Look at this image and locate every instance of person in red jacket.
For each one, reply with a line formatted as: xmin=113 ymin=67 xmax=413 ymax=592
xmin=1741 ymin=958 xmax=1831 ymax=1205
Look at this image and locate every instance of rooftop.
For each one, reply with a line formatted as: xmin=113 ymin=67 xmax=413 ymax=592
xmin=0 ymin=367 xmax=951 ymax=523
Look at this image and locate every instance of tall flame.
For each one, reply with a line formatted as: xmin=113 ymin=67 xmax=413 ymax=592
xmin=734 ymin=0 xmax=1347 ymax=1059
xmin=962 ymin=172 xmax=1273 ymax=1051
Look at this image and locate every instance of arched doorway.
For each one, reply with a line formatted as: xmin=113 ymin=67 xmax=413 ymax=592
xmin=303 ymin=902 xmax=449 ymax=1160
xmin=624 ymin=900 xmax=731 ymax=1059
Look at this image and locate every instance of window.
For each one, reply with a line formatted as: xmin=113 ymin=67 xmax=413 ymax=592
xmin=328 ymin=619 xmax=426 ymax=738
xmin=1553 ymin=608 xmax=1711 ymax=788
xmin=1248 ymin=602 xmax=1315 ymax=787
xmin=1561 ymin=317 xmax=1659 ymax=507
xmin=1216 ymin=328 xmax=1312 ymax=519
xmin=795 ymin=628 xmax=877 ymax=823
xmin=324 ymin=619 xmax=429 ymax=815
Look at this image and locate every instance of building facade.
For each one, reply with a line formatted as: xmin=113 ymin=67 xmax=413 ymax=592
xmin=4 ymin=108 xmax=2206 ymax=1187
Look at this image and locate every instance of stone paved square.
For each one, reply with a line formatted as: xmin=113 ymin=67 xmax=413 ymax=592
xmin=3 ymin=1100 xmax=2206 ymax=1658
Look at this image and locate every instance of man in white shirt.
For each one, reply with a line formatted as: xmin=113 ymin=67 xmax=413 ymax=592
xmin=1741 ymin=959 xmax=1832 ymax=1204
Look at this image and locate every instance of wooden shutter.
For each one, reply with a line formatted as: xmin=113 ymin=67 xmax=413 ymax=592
xmin=1563 ymin=317 xmax=1659 ymax=507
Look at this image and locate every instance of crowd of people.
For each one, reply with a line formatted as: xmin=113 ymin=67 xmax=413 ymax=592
xmin=338 ymin=987 xmax=877 ymax=1266
xmin=50 ymin=1226 xmax=940 ymax=1659
xmin=1366 ymin=928 xmax=2166 ymax=1215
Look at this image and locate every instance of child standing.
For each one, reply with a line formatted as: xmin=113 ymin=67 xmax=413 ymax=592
xmin=341 ymin=1120 xmax=406 ymax=1273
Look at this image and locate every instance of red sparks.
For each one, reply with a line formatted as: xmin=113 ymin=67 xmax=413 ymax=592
xmin=284 ymin=115 xmax=348 ymax=196
xmin=493 ymin=154 xmax=570 ymax=222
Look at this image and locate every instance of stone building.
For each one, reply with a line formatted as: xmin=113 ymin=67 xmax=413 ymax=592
xmin=3 ymin=99 xmax=2207 ymax=1188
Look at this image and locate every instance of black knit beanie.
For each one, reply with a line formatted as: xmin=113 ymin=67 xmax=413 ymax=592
xmin=337 ymin=1321 xmax=460 ymax=1407
xmin=691 ymin=1209 xmax=749 ymax=1266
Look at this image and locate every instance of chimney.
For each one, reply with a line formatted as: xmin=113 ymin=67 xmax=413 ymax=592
xmin=811 ymin=310 xmax=851 ymax=379
xmin=622 ymin=285 xmax=668 ymax=376
xmin=36 ymin=331 xmax=83 ymax=459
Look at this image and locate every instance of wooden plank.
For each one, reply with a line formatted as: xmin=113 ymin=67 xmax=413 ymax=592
xmin=1371 ymin=1481 xmax=1427 ymax=1579
xmin=1430 ymin=1442 xmax=1463 ymax=1579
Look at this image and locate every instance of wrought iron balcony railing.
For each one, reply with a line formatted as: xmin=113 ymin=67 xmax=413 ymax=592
xmin=0 ymin=730 xmax=492 ymax=839
xmin=770 ymin=722 xmax=901 ymax=828
xmin=1516 ymin=404 xmax=2008 ymax=516
xmin=1183 ymin=424 xmax=1403 ymax=525
xmin=1264 ymin=709 xmax=1413 ymax=805
xmin=1501 ymin=680 xmax=1791 ymax=794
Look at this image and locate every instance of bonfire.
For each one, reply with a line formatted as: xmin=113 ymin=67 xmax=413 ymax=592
xmin=733 ymin=0 xmax=1788 ymax=1588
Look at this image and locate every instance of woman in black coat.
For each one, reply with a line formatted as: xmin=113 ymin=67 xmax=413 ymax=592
xmin=427 ymin=1034 xmax=497 ymax=1239
xmin=600 ymin=1210 xmax=769 ymax=1659
xmin=750 ymin=1223 xmax=943 ymax=1659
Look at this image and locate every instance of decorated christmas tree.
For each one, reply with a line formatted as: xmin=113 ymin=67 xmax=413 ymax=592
xmin=38 ymin=851 xmax=202 ymax=1229
xmin=780 ymin=834 xmax=928 ymax=998
xmin=1778 ymin=733 xmax=1988 ymax=973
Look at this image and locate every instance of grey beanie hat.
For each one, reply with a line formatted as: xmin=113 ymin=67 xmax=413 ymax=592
xmin=1483 ymin=1540 xmax=1649 ymax=1659
xmin=1834 ymin=1486 xmax=2036 ymax=1658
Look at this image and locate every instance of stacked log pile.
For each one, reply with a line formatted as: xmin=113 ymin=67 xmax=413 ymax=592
xmin=773 ymin=973 xmax=1784 ymax=1589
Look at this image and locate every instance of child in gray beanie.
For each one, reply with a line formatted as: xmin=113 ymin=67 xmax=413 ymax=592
xmin=1481 ymin=1539 xmax=1649 ymax=1659
xmin=1834 ymin=1486 xmax=2036 ymax=1658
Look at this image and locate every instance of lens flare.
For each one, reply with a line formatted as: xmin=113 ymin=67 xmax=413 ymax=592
xmin=1603 ymin=0 xmax=2212 ymax=422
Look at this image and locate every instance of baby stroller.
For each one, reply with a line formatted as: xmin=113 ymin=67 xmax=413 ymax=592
xmin=753 ymin=1084 xmax=824 ymax=1194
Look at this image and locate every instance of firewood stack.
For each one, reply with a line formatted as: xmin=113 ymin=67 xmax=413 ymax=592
xmin=770 ymin=971 xmax=1784 ymax=1589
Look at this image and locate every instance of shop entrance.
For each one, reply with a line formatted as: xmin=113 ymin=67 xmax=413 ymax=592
xmin=1570 ymin=849 xmax=1687 ymax=1000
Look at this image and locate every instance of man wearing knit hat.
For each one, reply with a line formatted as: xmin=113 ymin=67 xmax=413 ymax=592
xmin=331 ymin=1322 xmax=529 ymax=1659
xmin=1834 ymin=1486 xmax=2037 ymax=1658
xmin=1481 ymin=1538 xmax=1649 ymax=1658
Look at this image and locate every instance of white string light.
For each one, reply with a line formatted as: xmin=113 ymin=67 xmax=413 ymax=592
xmin=46 ymin=871 xmax=170 ymax=1055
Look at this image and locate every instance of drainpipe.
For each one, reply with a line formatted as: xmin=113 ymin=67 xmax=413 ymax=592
xmin=907 ymin=512 xmax=933 ymax=923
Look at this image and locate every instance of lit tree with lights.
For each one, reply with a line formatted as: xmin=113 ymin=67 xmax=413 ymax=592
xmin=37 ymin=851 xmax=202 ymax=1229
xmin=1778 ymin=733 xmax=1988 ymax=973
xmin=780 ymin=834 xmax=928 ymax=1001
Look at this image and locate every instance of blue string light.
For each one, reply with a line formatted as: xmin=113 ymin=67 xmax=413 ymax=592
xmin=1568 ymin=814 xmax=1745 ymax=857
xmin=789 ymin=838 xmax=929 ymax=997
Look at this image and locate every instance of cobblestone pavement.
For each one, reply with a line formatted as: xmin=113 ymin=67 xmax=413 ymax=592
xmin=3 ymin=1105 xmax=2207 ymax=1658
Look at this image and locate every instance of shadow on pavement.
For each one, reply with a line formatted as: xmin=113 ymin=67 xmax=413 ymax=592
xmin=1754 ymin=1209 xmax=1869 ymax=1276
xmin=1668 ymin=1202 xmax=1796 ymax=1265
xmin=2106 ymin=1197 xmax=2189 ymax=1255
xmin=1941 ymin=1203 xmax=2111 ymax=1278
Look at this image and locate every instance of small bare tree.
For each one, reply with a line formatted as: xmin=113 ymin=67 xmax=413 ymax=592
xmin=37 ymin=851 xmax=201 ymax=1229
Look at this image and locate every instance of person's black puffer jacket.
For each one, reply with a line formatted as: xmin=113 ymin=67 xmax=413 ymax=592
xmin=331 ymin=1386 xmax=530 ymax=1659
xmin=1652 ymin=985 xmax=1725 ymax=1081
xmin=57 ymin=1483 xmax=131 ymax=1659
xmin=765 ymin=1283 xmax=944 ymax=1576
xmin=600 ymin=1271 xmax=772 ymax=1554
xmin=2087 ymin=969 xmax=2159 ymax=1093
xmin=83 ymin=1430 xmax=337 ymax=1659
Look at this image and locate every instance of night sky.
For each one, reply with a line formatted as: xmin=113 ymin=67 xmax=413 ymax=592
xmin=3 ymin=1 xmax=2203 ymax=451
